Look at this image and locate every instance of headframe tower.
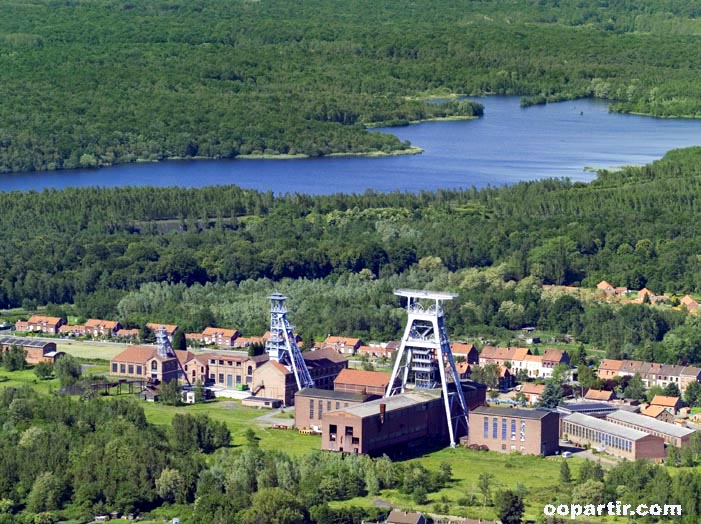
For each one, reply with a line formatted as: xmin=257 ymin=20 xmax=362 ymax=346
xmin=265 ymin=293 xmax=314 ymax=390
xmin=155 ymin=326 xmax=190 ymax=385
xmin=385 ymin=289 xmax=468 ymax=447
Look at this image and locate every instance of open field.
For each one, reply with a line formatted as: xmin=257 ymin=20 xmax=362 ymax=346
xmin=55 ymin=341 xmax=129 ymax=360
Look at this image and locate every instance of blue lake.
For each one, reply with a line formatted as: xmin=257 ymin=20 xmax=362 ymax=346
xmin=4 ymin=96 xmax=701 ymax=194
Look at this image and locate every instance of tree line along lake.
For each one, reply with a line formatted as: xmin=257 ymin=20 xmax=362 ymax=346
xmin=4 ymin=96 xmax=701 ymax=194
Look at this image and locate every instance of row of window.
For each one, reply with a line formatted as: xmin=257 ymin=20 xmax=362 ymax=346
xmin=112 ymin=363 xmax=143 ymax=375
xmin=482 ymin=416 xmax=526 ymax=442
xmin=309 ymin=399 xmax=351 ymax=420
xmin=210 ymin=373 xmax=253 ymax=386
xmin=563 ymin=422 xmax=633 ymax=452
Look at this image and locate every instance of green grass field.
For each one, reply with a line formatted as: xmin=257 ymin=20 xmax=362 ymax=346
xmin=56 ymin=341 xmax=129 ymax=361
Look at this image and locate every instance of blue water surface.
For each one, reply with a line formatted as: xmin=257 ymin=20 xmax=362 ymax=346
xmin=3 ymin=97 xmax=701 ymax=194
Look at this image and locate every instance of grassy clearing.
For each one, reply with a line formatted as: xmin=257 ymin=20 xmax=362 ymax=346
xmin=56 ymin=341 xmax=129 ymax=360
xmin=0 ymin=368 xmax=61 ymax=394
xmin=141 ymin=400 xmax=320 ymax=455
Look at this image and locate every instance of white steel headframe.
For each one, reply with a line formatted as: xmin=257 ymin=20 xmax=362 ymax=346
xmin=265 ymin=293 xmax=314 ymax=390
xmin=385 ymin=289 xmax=469 ymax=447
xmin=156 ymin=327 xmax=190 ymax=385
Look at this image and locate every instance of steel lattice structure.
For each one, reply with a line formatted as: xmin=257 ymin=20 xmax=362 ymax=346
xmin=155 ymin=327 xmax=190 ymax=385
xmin=385 ymin=289 xmax=468 ymax=447
xmin=265 ymin=293 xmax=314 ymax=390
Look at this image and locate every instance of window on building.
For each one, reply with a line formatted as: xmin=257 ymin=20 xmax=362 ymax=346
xmin=151 ymin=361 xmax=157 ymax=370
xmin=483 ymin=417 xmax=489 ymax=438
xmin=520 ymin=420 xmax=525 ymax=441
xmin=502 ymin=419 xmax=507 ymax=440
xmin=209 ymin=373 xmax=215 ymax=381
xmin=247 ymin=366 xmax=253 ymax=375
xmin=336 ymin=402 xmax=340 ymax=410
xmin=210 ymin=359 xmax=216 ymax=364
xmin=329 ymin=424 xmax=337 ymax=441
xmin=227 ymin=361 xmax=232 ymax=366
xmin=111 ymin=363 xmax=117 ymax=373
xmin=128 ymin=365 xmax=134 ymax=374
xmin=218 ymin=373 xmax=224 ymax=383
xmin=236 ymin=375 xmax=241 ymax=384
xmin=219 ymin=360 xmax=224 ymax=365
xmin=310 ymin=399 xmax=314 ymax=420
xmin=345 ymin=426 xmax=353 ymax=436
xmin=319 ymin=400 xmax=323 ymax=419
xmin=236 ymin=362 xmax=241 ymax=366
xmin=120 ymin=364 xmax=126 ymax=373
xmin=493 ymin=417 xmax=498 ymax=439
xmin=511 ymin=419 xmax=516 ymax=440
xmin=327 ymin=401 xmax=331 ymax=411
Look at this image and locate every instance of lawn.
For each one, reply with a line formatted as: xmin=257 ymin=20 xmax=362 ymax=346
xmin=141 ymin=399 xmax=320 ymax=455
xmin=56 ymin=341 xmax=129 ymax=361
xmin=0 ymin=368 xmax=61 ymax=394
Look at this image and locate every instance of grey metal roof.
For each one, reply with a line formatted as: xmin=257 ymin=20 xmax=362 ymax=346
xmin=563 ymin=413 xmax=651 ymax=441
xmin=606 ymin=410 xmax=696 ymax=438
xmin=0 ymin=335 xmax=52 ymax=348
xmin=333 ymin=389 xmax=441 ymax=418
xmin=471 ymin=405 xmax=555 ymax=420
xmin=295 ymin=388 xmax=370 ymax=403
xmin=558 ymin=402 xmax=618 ymax=414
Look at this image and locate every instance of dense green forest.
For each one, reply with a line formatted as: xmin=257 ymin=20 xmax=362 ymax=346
xmin=2 ymin=0 xmax=701 ymax=172
xmin=5 ymin=147 xmax=701 ymax=363
xmin=0 ymin=386 xmax=450 ymax=523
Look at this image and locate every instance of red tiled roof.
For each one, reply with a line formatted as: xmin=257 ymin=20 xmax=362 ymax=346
xmin=642 ymin=405 xmax=667 ymax=418
xmin=480 ymin=346 xmax=531 ymax=362
xmin=651 ymin=395 xmax=680 ymax=408
xmin=27 ymin=315 xmax=63 ymax=324
xmin=202 ymin=326 xmax=239 ymax=338
xmin=324 ymin=335 xmax=361 ymax=346
xmin=335 ymin=368 xmax=390 ymax=388
xmin=542 ymin=348 xmax=567 ymax=362
xmin=451 ymin=342 xmax=475 ymax=354
xmin=599 ymin=359 xmax=623 ymax=371
xmin=584 ymin=389 xmax=614 ymax=401
xmin=521 ymin=383 xmax=545 ymax=395
xmin=112 ymin=345 xmax=158 ymax=364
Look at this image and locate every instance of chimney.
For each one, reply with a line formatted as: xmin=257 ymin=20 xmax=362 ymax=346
xmin=379 ymin=403 xmax=386 ymax=424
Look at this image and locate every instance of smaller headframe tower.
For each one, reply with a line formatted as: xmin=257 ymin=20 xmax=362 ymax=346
xmin=265 ymin=293 xmax=314 ymax=390
xmin=385 ymin=289 xmax=468 ymax=447
xmin=155 ymin=327 xmax=190 ymax=385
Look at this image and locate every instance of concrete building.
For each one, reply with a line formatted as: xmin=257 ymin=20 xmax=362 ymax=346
xmin=295 ymin=388 xmax=370 ymax=431
xmin=561 ymin=412 xmax=666 ymax=460
xmin=0 ymin=335 xmax=63 ymax=364
xmin=467 ymin=406 xmax=560 ymax=455
xmin=605 ymin=410 xmax=695 ymax=448
xmin=334 ymin=368 xmax=392 ymax=396
xmin=321 ymin=382 xmax=486 ymax=455
xmin=251 ymin=361 xmax=298 ymax=405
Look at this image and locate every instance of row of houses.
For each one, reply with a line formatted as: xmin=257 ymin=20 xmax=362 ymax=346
xmin=597 ymin=359 xmax=701 ymax=394
xmin=597 ymin=281 xmax=701 ymax=311
xmin=478 ymin=346 xmax=570 ymax=379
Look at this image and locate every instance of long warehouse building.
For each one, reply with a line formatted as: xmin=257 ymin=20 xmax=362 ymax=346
xmin=562 ymin=413 xmax=666 ymax=460
xmin=605 ymin=410 xmax=696 ymax=448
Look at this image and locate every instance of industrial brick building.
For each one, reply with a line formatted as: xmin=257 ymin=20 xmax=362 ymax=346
xmin=110 ymin=345 xmax=181 ymax=383
xmin=467 ymin=406 xmax=560 ymax=455
xmin=321 ymin=381 xmax=486 ymax=455
xmin=250 ymin=348 xmax=348 ymax=405
xmin=204 ymin=351 xmax=268 ymax=388
xmin=334 ymin=368 xmax=393 ymax=396
xmin=294 ymin=388 xmax=371 ymax=431
xmin=0 ymin=335 xmax=64 ymax=364
xmin=605 ymin=410 xmax=696 ymax=448
xmin=561 ymin=412 xmax=666 ymax=460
